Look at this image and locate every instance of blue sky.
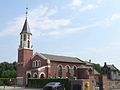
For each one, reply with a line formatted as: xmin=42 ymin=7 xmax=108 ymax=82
xmin=0 ymin=0 xmax=120 ymax=69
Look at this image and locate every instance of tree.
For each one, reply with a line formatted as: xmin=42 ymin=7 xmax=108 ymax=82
xmin=93 ymin=63 xmax=101 ymax=73
xmin=118 ymin=71 xmax=120 ymax=76
xmin=0 ymin=61 xmax=17 ymax=78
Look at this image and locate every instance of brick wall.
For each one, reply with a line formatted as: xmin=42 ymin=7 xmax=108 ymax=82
xmin=109 ymin=80 xmax=120 ymax=89
xmin=50 ymin=61 xmax=80 ymax=78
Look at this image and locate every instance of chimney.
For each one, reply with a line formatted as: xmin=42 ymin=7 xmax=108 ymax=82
xmin=89 ymin=59 xmax=91 ymax=63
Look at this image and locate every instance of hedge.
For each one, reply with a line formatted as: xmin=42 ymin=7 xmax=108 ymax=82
xmin=0 ymin=78 xmax=16 ymax=86
xmin=28 ymin=78 xmax=71 ymax=90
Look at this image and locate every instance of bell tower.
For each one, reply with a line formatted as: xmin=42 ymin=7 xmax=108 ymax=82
xmin=17 ymin=8 xmax=33 ymax=86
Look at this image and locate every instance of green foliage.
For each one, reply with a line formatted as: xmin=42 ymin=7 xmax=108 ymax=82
xmin=0 ymin=78 xmax=16 ymax=86
xmin=28 ymin=79 xmax=71 ymax=90
xmin=118 ymin=71 xmax=120 ymax=76
xmin=93 ymin=63 xmax=101 ymax=73
xmin=0 ymin=80 xmax=4 ymax=86
xmin=0 ymin=61 xmax=17 ymax=78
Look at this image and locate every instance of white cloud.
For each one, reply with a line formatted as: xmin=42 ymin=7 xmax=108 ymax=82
xmin=85 ymin=47 xmax=102 ymax=53
xmin=85 ymin=42 xmax=120 ymax=54
xmin=97 ymin=0 xmax=103 ymax=4
xmin=105 ymin=13 xmax=120 ymax=25
xmin=39 ymin=19 xmax=71 ymax=30
xmin=0 ymin=2 xmax=104 ymax=38
xmin=0 ymin=4 xmax=75 ymax=38
xmin=68 ymin=0 xmax=103 ymax=12
xmin=71 ymin=0 xmax=82 ymax=6
xmin=101 ymin=13 xmax=120 ymax=26
xmin=0 ymin=5 xmax=63 ymax=37
xmin=79 ymin=4 xmax=99 ymax=12
xmin=1 ymin=4 xmax=95 ymax=38
xmin=0 ymin=17 xmax=24 ymax=37
xmin=41 ymin=22 xmax=99 ymax=38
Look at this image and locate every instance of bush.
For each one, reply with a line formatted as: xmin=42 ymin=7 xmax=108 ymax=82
xmin=28 ymin=78 xmax=71 ymax=90
xmin=0 ymin=80 xmax=4 ymax=86
xmin=0 ymin=78 xmax=16 ymax=86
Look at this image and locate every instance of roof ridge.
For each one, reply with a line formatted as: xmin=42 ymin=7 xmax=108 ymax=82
xmin=40 ymin=53 xmax=77 ymax=58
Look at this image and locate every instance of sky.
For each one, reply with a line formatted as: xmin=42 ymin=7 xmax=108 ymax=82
xmin=0 ymin=0 xmax=120 ymax=69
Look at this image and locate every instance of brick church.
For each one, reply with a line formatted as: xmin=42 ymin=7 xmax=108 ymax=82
xmin=16 ymin=15 xmax=96 ymax=86
xmin=16 ymin=10 xmax=120 ymax=90
xmin=16 ymin=13 xmax=120 ymax=90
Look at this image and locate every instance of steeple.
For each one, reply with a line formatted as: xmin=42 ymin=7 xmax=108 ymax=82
xmin=17 ymin=3 xmax=33 ymax=86
xmin=20 ymin=18 xmax=31 ymax=34
xmin=19 ymin=7 xmax=32 ymax=49
xmin=20 ymin=8 xmax=31 ymax=35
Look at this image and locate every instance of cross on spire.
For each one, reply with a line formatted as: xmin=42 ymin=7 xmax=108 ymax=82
xmin=26 ymin=7 xmax=28 ymax=19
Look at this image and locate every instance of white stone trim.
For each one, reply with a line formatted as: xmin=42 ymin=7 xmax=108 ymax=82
xmin=72 ymin=65 xmax=77 ymax=69
xmin=57 ymin=64 xmax=63 ymax=69
xmin=32 ymin=52 xmax=47 ymax=60
xmin=26 ymin=71 xmax=31 ymax=77
xmin=39 ymin=72 xmax=46 ymax=78
xmin=26 ymin=71 xmax=31 ymax=74
xmin=57 ymin=64 xmax=63 ymax=78
xmin=38 ymin=65 xmax=51 ymax=71
xmin=72 ymin=65 xmax=77 ymax=76
xmin=65 ymin=65 xmax=71 ymax=69
xmin=16 ymin=77 xmax=23 ymax=79
xmin=33 ymin=72 xmax=38 ymax=77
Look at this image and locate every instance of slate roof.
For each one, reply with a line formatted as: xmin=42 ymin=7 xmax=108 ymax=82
xmin=39 ymin=53 xmax=84 ymax=64
xmin=84 ymin=61 xmax=93 ymax=66
xmin=20 ymin=19 xmax=31 ymax=34
xmin=107 ymin=65 xmax=118 ymax=71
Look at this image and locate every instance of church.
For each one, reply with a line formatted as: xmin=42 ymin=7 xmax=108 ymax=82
xmin=16 ymin=9 xmax=120 ymax=90
xmin=16 ymin=14 xmax=95 ymax=86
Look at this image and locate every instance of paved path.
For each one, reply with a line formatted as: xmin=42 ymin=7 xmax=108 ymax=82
xmin=0 ymin=86 xmax=43 ymax=90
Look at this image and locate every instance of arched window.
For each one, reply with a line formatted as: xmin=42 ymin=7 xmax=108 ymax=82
xmin=73 ymin=66 xmax=77 ymax=77
xmin=66 ymin=65 xmax=70 ymax=78
xmin=39 ymin=72 xmax=46 ymax=78
xmin=58 ymin=65 xmax=62 ymax=78
xmin=32 ymin=61 xmax=35 ymax=67
xmin=28 ymin=35 xmax=30 ymax=39
xmin=35 ymin=60 xmax=37 ymax=67
xmin=20 ymin=41 xmax=22 ymax=48
xmin=33 ymin=73 xmax=37 ymax=78
xmin=32 ymin=60 xmax=41 ymax=68
xmin=21 ymin=35 xmax=22 ymax=40
xmin=28 ymin=40 xmax=30 ymax=48
xmin=37 ymin=60 xmax=41 ymax=67
xmin=24 ymin=34 xmax=26 ymax=41
xmin=27 ymin=73 xmax=31 ymax=78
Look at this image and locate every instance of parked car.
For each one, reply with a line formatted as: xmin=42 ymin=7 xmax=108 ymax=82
xmin=43 ymin=82 xmax=65 ymax=90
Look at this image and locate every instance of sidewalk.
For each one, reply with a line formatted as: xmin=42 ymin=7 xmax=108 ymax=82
xmin=0 ymin=86 xmax=43 ymax=90
xmin=0 ymin=86 xmax=23 ymax=90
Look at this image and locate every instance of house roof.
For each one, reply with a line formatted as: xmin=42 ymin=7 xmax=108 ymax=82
xmin=84 ymin=61 xmax=93 ymax=66
xmin=36 ymin=53 xmax=84 ymax=64
xmin=107 ymin=65 xmax=118 ymax=71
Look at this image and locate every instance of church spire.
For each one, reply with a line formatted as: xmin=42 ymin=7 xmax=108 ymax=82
xmin=19 ymin=7 xmax=32 ymax=49
xmin=20 ymin=7 xmax=31 ymax=35
xmin=26 ymin=7 xmax=28 ymax=19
